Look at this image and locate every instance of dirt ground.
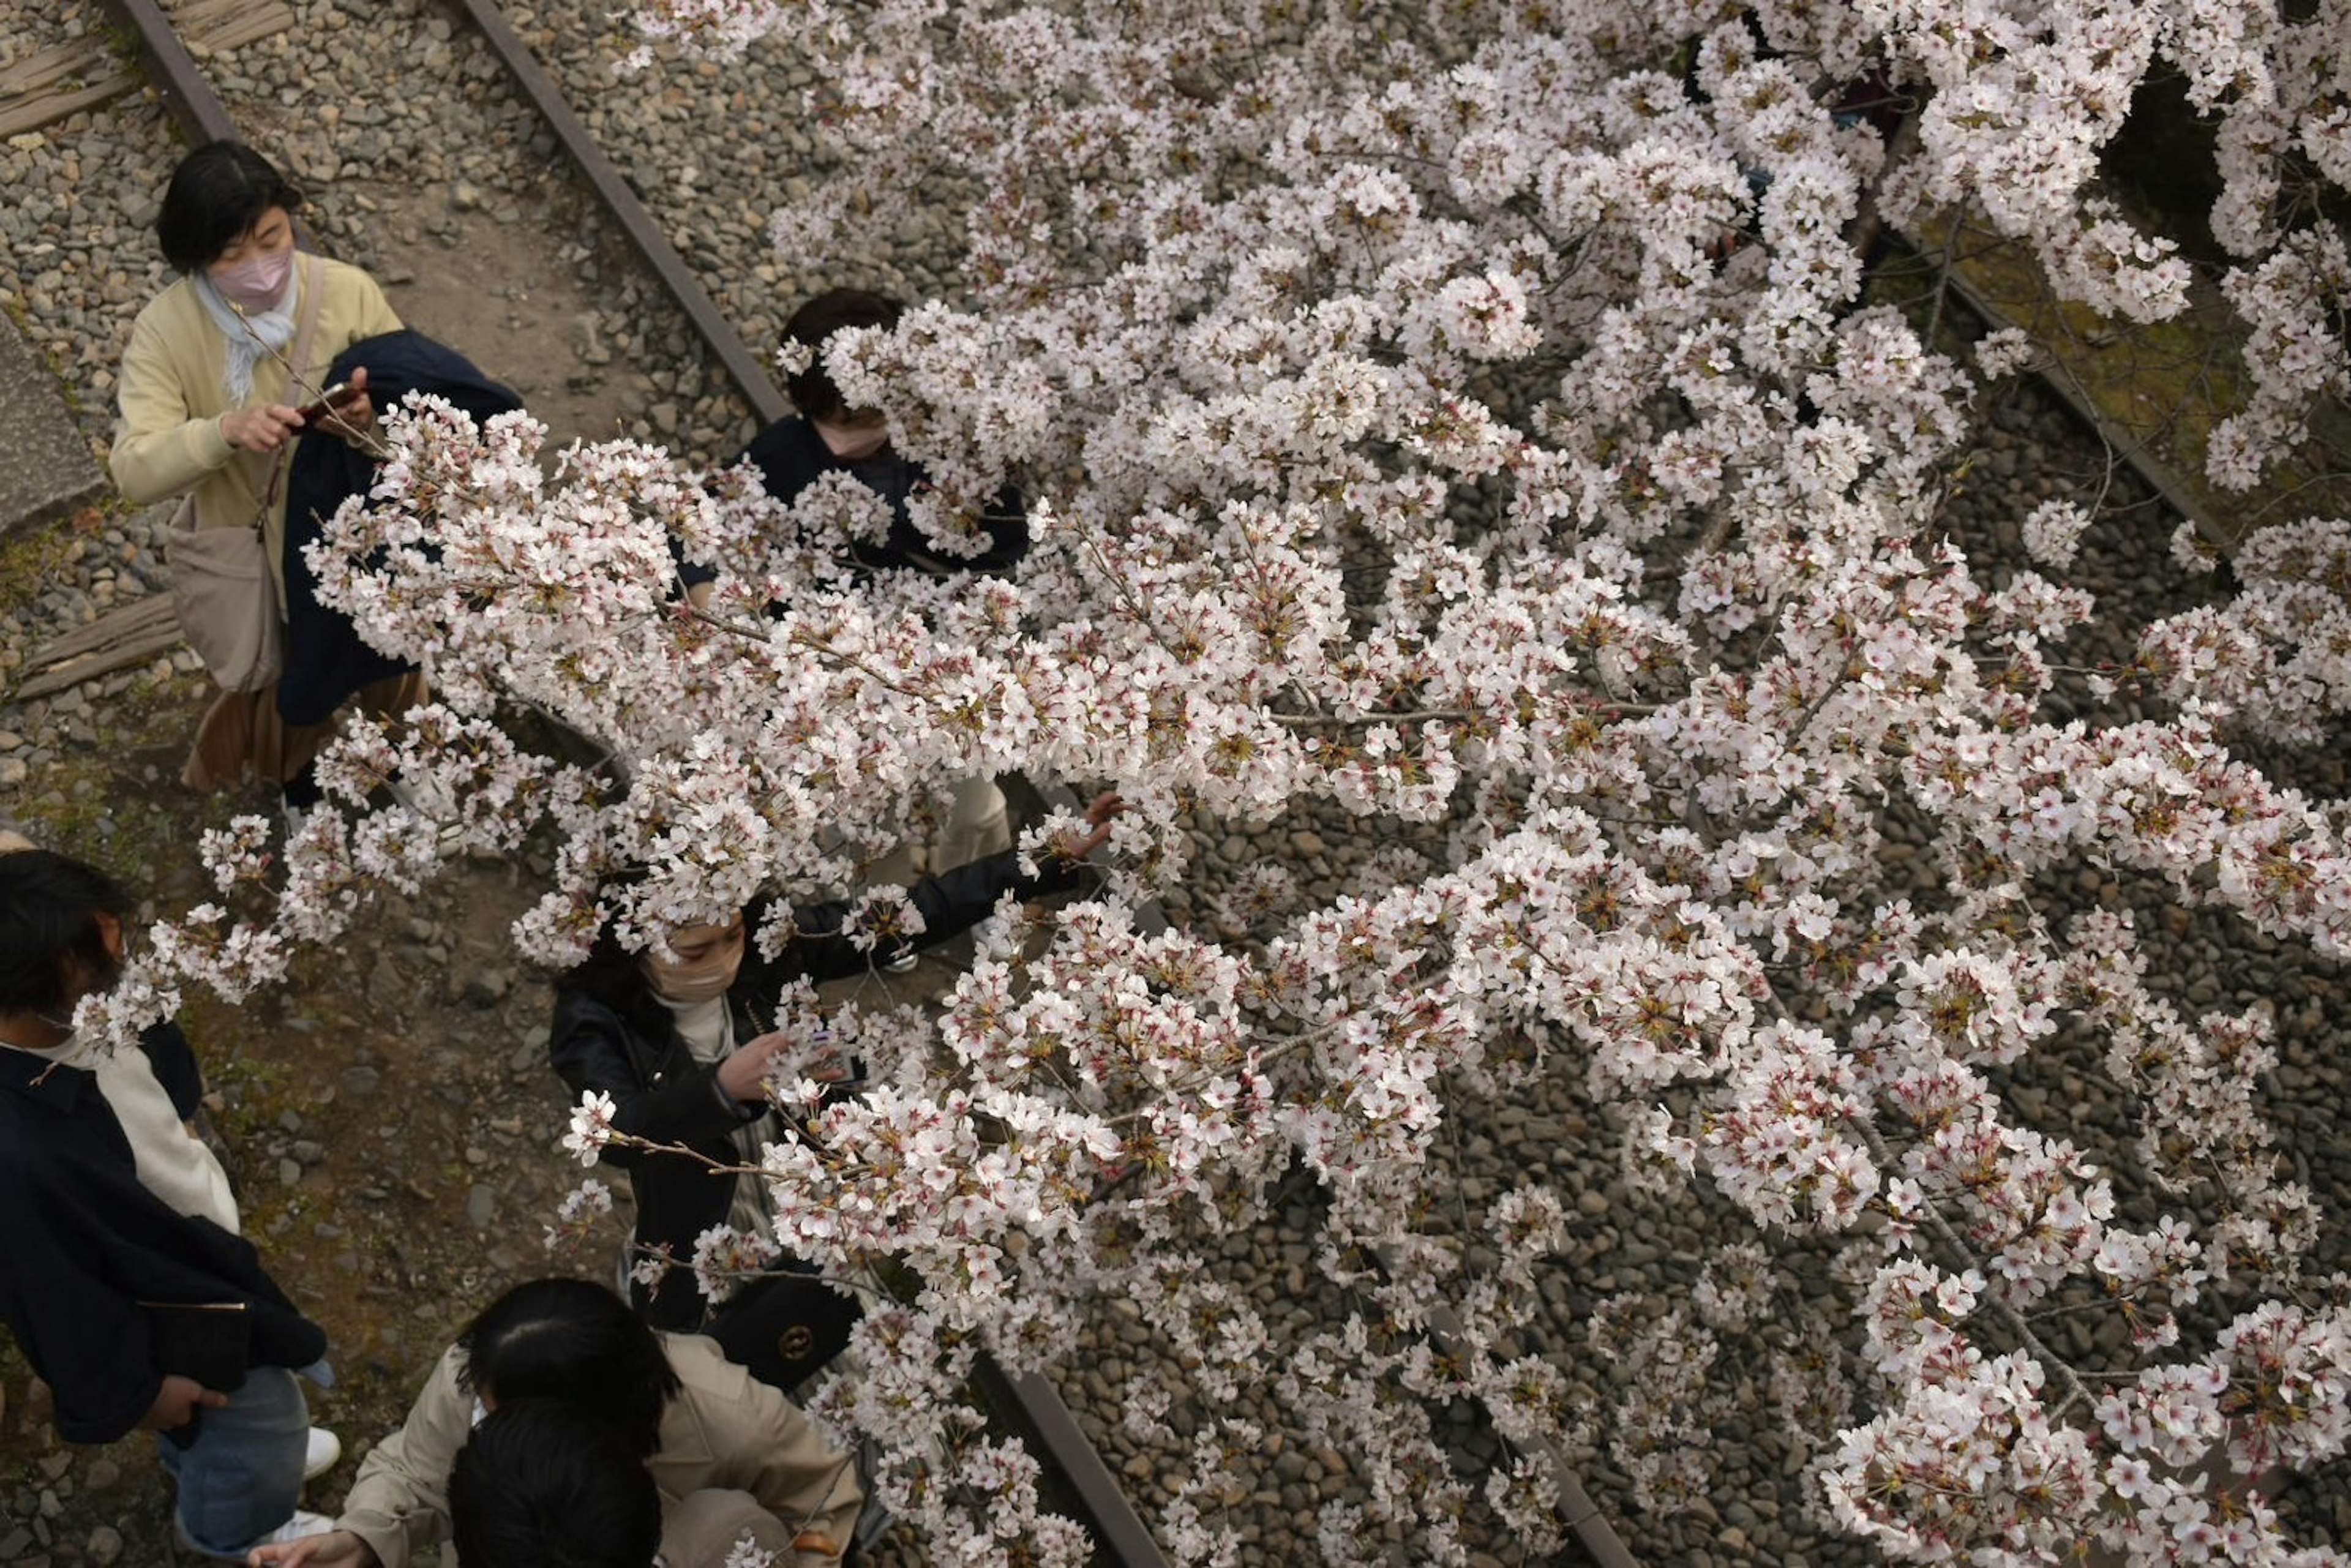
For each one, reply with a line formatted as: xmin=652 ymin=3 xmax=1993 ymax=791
xmin=0 ymin=179 xmax=839 ymax=1562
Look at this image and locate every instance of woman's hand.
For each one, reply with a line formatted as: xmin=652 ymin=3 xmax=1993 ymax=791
xmin=248 ymin=1528 xmax=377 ymax=1566
xmin=309 ymin=366 xmax=378 ymax=446
xmin=219 ymin=403 xmax=305 ymax=454
xmin=1052 ymin=791 xmax=1127 ymax=862
xmin=718 ymin=1032 xmax=850 ymax=1103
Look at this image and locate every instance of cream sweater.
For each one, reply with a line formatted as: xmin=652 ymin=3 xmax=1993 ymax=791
xmin=110 ymin=254 xmax=401 ymax=599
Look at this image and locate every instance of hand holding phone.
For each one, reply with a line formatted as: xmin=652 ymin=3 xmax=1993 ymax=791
xmin=296 ymin=380 xmax=358 ymax=425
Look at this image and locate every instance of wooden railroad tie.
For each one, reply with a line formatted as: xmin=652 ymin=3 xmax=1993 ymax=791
xmin=0 ymin=0 xmax=293 ymax=141
xmin=16 ymin=592 xmax=182 ymax=703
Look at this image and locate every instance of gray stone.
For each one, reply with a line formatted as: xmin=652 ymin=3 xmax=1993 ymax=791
xmin=0 ymin=315 xmax=102 ymax=541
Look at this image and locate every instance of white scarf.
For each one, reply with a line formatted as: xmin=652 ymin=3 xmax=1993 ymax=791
xmin=656 ymin=994 xmax=774 ymax=1235
xmin=193 ymin=262 xmax=302 ymax=406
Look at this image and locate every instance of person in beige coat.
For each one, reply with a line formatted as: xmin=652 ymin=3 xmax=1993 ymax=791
xmin=111 ymin=140 xmax=418 ymax=806
xmin=445 ymin=1399 xmax=803 ymax=1568
xmin=247 ymin=1278 xmax=859 ymax=1568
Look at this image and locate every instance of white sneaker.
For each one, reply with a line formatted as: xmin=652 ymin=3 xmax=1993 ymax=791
xmin=252 ymin=1510 xmax=336 ymax=1549
xmin=173 ymin=1508 xmax=334 ymax=1558
xmin=303 ymin=1425 xmax=342 ymax=1481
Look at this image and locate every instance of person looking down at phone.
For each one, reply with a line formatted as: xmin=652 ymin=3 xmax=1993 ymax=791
xmin=245 ymin=1278 xmax=860 ymax=1567
xmin=0 ymin=846 xmax=340 ymax=1558
xmin=110 ymin=139 xmax=417 ymax=817
xmin=547 ymin=793 xmax=1124 ymax=1383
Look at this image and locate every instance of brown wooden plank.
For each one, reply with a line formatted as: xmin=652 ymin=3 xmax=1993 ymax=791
xmin=173 ymin=0 xmax=297 ymax=58
xmin=0 ymin=39 xmax=110 ymax=97
xmin=27 ymin=593 xmax=179 ymax=667
xmin=0 ymin=77 xmax=135 ymax=141
xmin=17 ymin=625 xmax=186 ymax=701
xmin=2 ymin=0 xmax=289 ymax=138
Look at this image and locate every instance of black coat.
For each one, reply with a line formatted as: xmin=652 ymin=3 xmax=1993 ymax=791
xmin=684 ymin=416 xmax=1027 ymax=591
xmin=549 ymin=850 xmax=1081 ymax=1330
xmin=277 ymin=330 xmax=523 ymax=727
xmin=0 ymin=1024 xmax=326 ymax=1442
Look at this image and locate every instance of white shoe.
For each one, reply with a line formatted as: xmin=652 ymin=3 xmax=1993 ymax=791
xmin=173 ymin=1508 xmax=334 ymax=1558
xmin=303 ymin=1425 xmax=342 ymax=1481
xmin=252 ymin=1510 xmax=336 ymax=1549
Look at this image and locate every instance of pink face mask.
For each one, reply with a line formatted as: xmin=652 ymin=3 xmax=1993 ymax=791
xmin=814 ymin=418 xmax=890 ymax=460
xmin=210 ymin=247 xmax=294 ymax=313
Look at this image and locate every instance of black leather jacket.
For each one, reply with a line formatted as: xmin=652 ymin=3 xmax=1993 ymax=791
xmin=548 ymin=849 xmax=1082 ymax=1329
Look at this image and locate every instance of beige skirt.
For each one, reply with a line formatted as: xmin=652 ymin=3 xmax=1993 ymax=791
xmin=182 ymin=672 xmax=430 ymax=792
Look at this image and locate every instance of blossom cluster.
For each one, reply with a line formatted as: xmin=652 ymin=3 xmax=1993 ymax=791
xmin=84 ymin=0 xmax=2351 ymax=1560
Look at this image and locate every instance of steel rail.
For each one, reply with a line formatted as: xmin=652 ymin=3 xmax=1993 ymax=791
xmin=91 ymin=0 xmax=239 ymax=146
xmin=1033 ymin=781 xmax=1641 ymax=1568
xmin=435 ymin=0 xmax=791 ymax=427
xmin=970 ymin=1352 xmax=1174 ymax=1568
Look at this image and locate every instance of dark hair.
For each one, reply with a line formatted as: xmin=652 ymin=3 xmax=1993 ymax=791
xmin=157 ymin=141 xmax=304 ymax=274
xmin=549 ymin=887 xmax=763 ymax=1021
xmin=449 ymin=1399 xmax=662 ymax=1568
xmin=783 ymin=288 xmax=902 ymax=421
xmin=551 ymin=923 xmax=658 ymax=1018
xmin=457 ymin=1278 xmax=681 ymax=1458
xmin=0 ymin=852 xmax=131 ymax=1016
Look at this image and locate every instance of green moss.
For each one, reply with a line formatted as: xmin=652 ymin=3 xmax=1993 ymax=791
xmin=0 ymin=520 xmax=80 ymax=629
xmin=1899 ymin=208 xmax=2351 ymax=547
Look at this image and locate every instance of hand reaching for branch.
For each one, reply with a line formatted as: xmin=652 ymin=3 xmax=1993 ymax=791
xmin=1051 ymin=791 xmax=1126 ymax=863
xmin=306 ymin=366 xmax=380 ymax=447
xmin=717 ymin=1030 xmax=850 ymax=1103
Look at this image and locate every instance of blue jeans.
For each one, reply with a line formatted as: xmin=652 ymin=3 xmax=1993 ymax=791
xmin=155 ymin=1364 xmax=311 ymax=1556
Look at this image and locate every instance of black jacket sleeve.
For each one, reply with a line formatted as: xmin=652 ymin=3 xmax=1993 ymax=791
xmin=763 ymin=847 xmax=1090 ymax=986
xmin=0 ymin=1158 xmax=162 ymax=1442
xmin=547 ymin=991 xmax=756 ymax=1167
xmin=138 ymin=1021 xmax=204 ymax=1122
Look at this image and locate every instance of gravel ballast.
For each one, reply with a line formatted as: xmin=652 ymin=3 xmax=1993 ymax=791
xmin=3 ymin=2 xmax=2349 ymax=1564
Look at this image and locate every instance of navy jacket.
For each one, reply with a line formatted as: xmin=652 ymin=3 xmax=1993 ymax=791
xmin=679 ymin=416 xmax=1027 ymax=594
xmin=278 ymin=330 xmax=523 ymax=727
xmin=0 ymin=1024 xmax=326 ymax=1442
xmin=549 ymin=850 xmax=1081 ymax=1329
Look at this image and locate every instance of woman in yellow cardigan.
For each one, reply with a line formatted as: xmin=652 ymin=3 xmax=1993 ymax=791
xmin=111 ymin=141 xmax=416 ymax=812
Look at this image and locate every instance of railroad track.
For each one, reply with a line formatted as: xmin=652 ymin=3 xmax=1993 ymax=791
xmin=30 ymin=2 xmax=2276 ymax=1564
xmin=38 ymin=3 xmax=1643 ymax=1563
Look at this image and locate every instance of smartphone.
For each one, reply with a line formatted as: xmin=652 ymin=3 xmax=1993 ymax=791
xmin=296 ymin=381 xmax=358 ymax=424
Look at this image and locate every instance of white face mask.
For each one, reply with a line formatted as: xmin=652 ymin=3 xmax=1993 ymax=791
xmin=643 ymin=923 xmax=746 ymax=1004
xmin=814 ymin=416 xmax=890 ymax=460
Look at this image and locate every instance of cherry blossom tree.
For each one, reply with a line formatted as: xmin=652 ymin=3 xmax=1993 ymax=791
xmin=87 ymin=0 xmax=2351 ymax=1561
